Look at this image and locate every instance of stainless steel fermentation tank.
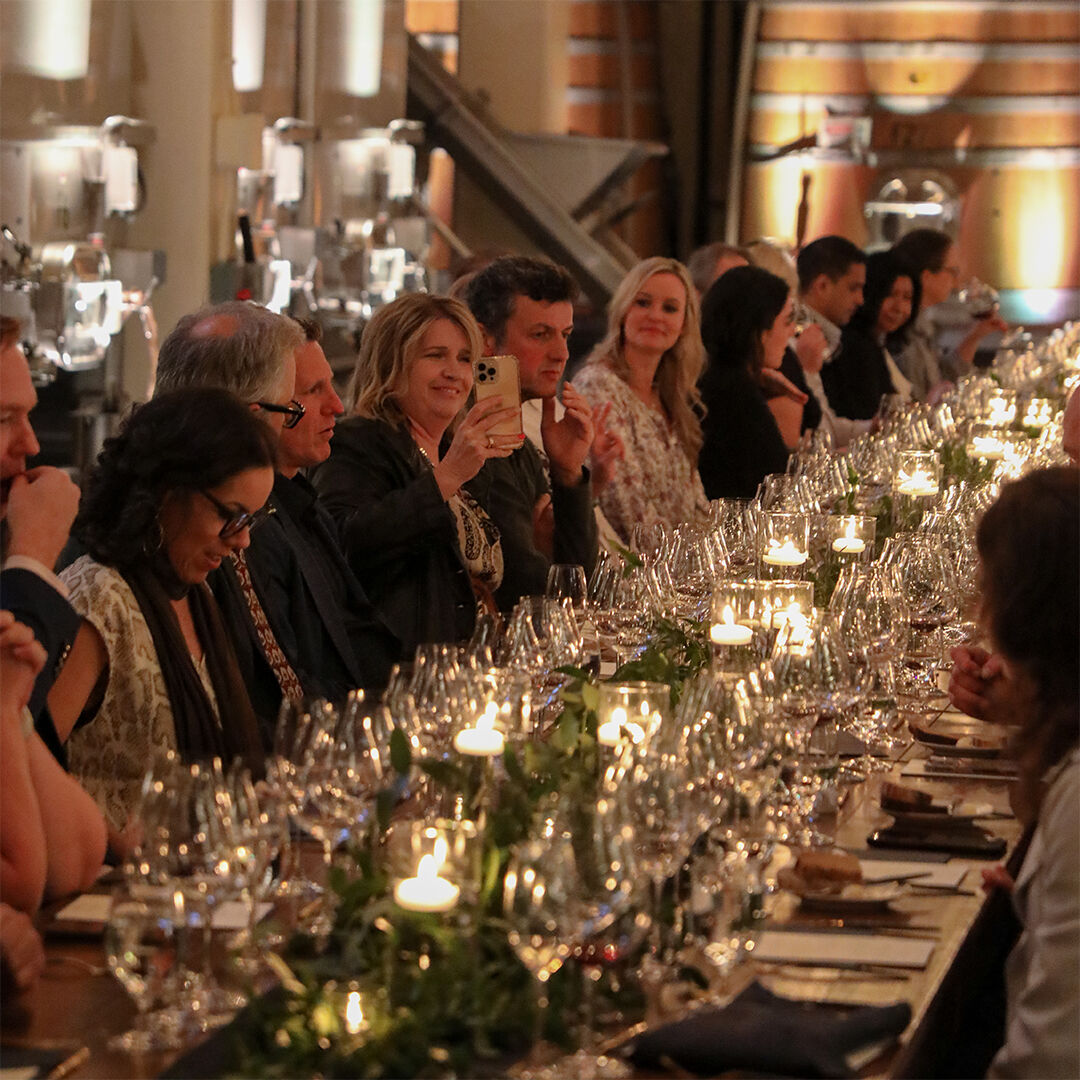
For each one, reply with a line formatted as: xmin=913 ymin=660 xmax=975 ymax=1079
xmin=0 ymin=118 xmax=164 ymax=473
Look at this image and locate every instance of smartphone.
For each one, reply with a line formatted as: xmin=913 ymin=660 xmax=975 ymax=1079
xmin=472 ymin=354 xmax=523 ymax=438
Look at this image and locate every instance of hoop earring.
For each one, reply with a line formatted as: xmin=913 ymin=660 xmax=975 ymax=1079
xmin=143 ymin=514 xmax=164 ymax=557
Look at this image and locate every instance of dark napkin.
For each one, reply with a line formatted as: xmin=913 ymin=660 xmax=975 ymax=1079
xmin=622 ymin=980 xmax=911 ymax=1078
xmin=0 ymin=1044 xmax=71 ymax=1077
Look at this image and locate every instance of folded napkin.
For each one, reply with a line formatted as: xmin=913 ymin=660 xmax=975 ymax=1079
xmin=622 ymin=981 xmax=911 ymax=1078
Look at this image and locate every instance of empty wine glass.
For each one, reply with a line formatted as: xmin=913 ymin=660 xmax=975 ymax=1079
xmin=503 ymin=823 xmax=580 ymax=1055
xmin=106 ymin=880 xmax=181 ymax=1053
xmin=546 ymin=563 xmax=588 ymax=616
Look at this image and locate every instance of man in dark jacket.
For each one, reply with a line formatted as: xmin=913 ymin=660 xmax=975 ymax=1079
xmin=0 ymin=317 xmax=82 ymax=762
xmin=461 ymin=257 xmax=599 ymax=610
xmin=244 ymin=319 xmax=400 ymax=695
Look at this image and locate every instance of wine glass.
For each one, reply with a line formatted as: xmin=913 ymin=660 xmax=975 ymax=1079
xmin=546 ymin=563 xmax=588 ymax=616
xmin=885 ymin=533 xmax=958 ymax=711
xmin=502 ymin=824 xmax=580 ymax=1056
xmin=106 ymin=880 xmax=181 ymax=1053
xmin=605 ymin=718 xmax=694 ymax=968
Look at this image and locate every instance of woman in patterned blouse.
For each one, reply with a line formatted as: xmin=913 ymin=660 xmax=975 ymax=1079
xmin=575 ymin=258 xmax=709 ymax=543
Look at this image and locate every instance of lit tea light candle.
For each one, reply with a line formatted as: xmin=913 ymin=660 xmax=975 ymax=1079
xmin=1023 ymin=401 xmax=1052 ymax=428
xmin=597 ymin=705 xmax=627 ymax=747
xmin=344 ymin=990 xmax=367 ymax=1035
xmin=896 ymin=470 xmax=938 ymax=497
xmin=969 ymin=435 xmax=1005 ymax=460
xmin=832 ymin=521 xmax=865 ymax=555
xmin=394 ymin=839 xmax=460 ymax=912
xmin=453 ymin=702 xmax=505 ymax=757
xmin=986 ymin=396 xmax=1016 ymax=427
xmin=771 ymin=602 xmax=807 ymax=630
xmin=710 ymin=604 xmax=753 ymax=645
xmin=763 ymin=539 xmax=808 ymax=567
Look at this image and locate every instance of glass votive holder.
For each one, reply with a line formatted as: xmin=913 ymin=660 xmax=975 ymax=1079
xmin=461 ymin=667 xmax=535 ymax=745
xmin=893 ymin=450 xmax=941 ymax=530
xmin=387 ymin=818 xmax=479 ymax=910
xmin=450 ymin=690 xmax=507 ymax=759
xmin=1020 ymin=397 xmax=1054 ymax=431
xmin=710 ymin=582 xmax=756 ymax=673
xmin=983 ymin=387 xmax=1017 ymax=429
xmin=827 ymin=515 xmax=876 ymax=562
xmin=751 ymin=579 xmax=814 ymax=654
xmin=596 ymin=681 xmax=667 ymax=749
xmin=759 ymin=512 xmax=810 ymax=579
xmin=967 ymin=420 xmax=1008 ymax=461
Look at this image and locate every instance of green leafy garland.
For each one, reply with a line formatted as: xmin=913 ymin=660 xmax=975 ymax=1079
xmin=226 ymin=622 xmax=714 ymax=1077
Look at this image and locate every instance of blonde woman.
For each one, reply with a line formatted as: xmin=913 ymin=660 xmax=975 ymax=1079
xmin=574 ymin=257 xmax=709 ymax=542
xmin=313 ymin=294 xmax=518 ymax=652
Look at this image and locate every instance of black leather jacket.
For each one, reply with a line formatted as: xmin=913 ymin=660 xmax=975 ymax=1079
xmin=311 ymin=417 xmax=476 ymax=654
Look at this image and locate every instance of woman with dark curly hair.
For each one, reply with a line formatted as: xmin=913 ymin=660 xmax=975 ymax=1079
xmin=47 ymin=388 xmax=275 ymax=831
xmin=978 ymin=467 xmax=1079 ymax=1078
xmin=696 ymin=264 xmax=792 ymax=499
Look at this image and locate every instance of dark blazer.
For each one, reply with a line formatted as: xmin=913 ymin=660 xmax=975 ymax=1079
xmin=244 ymin=473 xmax=400 ymax=697
xmin=698 ymin=361 xmax=790 ymax=500
xmin=312 ymin=417 xmax=476 ymax=654
xmin=466 ymin=439 xmax=598 ymax=612
xmin=0 ymin=567 xmax=81 ymax=763
xmin=822 ymin=327 xmax=897 ymax=421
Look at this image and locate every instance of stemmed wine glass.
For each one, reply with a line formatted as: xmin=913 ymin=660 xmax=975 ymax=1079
xmin=502 ymin=820 xmax=580 ymax=1057
xmin=885 ymin=533 xmax=958 ymax=711
xmin=546 ymin=563 xmax=588 ymax=618
xmin=105 ymin=879 xmax=180 ymax=1053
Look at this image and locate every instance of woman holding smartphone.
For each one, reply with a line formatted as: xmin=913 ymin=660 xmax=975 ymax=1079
xmin=313 ymin=294 xmax=520 ymax=653
xmin=574 ymin=257 xmax=709 ymax=542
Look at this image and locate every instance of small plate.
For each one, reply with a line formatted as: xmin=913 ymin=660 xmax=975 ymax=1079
xmin=927 ymin=740 xmax=1005 ymax=760
xmin=797 ymin=883 xmax=904 ymax=914
xmin=888 ymin=801 xmax=994 ymax=831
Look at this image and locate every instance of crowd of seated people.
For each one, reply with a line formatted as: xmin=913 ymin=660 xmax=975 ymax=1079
xmin=0 ymin=217 xmax=1064 ymax=1026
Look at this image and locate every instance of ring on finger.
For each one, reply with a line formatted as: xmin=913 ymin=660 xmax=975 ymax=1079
xmin=486 ymin=435 xmax=493 ymax=448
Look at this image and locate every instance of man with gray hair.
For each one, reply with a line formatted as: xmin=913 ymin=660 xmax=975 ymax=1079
xmin=686 ymin=242 xmax=748 ymax=298
xmin=154 ymin=302 xmax=398 ymax=731
xmin=155 ymin=300 xmax=303 ymax=428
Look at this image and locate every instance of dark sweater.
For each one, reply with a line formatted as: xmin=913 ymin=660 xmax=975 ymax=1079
xmin=699 ymin=362 xmax=790 ymax=500
xmin=822 ymin=328 xmax=898 ymax=421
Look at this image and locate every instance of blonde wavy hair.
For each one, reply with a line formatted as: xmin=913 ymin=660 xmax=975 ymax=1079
xmin=584 ymin=257 xmax=705 ymax=461
xmin=346 ymin=293 xmax=484 ymax=426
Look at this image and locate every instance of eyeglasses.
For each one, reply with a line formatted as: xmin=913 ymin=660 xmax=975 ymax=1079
xmin=255 ymin=398 xmax=305 ymax=429
xmin=199 ymin=489 xmax=275 ymax=539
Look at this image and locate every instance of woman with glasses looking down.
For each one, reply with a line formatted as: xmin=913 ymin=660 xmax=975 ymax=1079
xmin=47 ymin=388 xmax=274 ymax=840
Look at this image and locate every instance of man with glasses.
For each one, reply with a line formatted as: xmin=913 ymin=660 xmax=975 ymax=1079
xmin=243 ymin=318 xmax=400 ymax=697
xmin=155 ymin=302 xmax=307 ymax=732
xmin=155 ymin=304 xmax=398 ymax=721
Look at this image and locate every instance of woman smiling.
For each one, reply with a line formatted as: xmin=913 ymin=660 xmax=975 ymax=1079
xmin=574 ymin=257 xmax=709 ymax=541
xmin=314 ymin=294 xmax=518 ymax=653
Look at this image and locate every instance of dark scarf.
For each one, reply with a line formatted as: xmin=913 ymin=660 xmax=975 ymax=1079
xmin=123 ymin=560 xmax=264 ymax=772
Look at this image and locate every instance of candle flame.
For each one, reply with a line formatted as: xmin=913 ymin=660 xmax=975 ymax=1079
xmin=479 ymin=702 xmax=497 ymax=731
xmin=345 ymin=990 xmax=364 ymax=1035
xmin=844 ymin=519 xmax=856 ymax=541
xmin=722 ymin=604 xmax=735 ymax=625
xmin=431 ymin=836 xmax=448 ymax=869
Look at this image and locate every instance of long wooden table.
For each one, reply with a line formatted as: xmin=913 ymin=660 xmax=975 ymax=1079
xmin=1 ymin=709 xmax=1022 ymax=1079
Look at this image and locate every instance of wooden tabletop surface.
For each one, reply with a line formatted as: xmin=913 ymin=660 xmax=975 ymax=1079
xmin=1 ymin=707 xmax=1022 ymax=1079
